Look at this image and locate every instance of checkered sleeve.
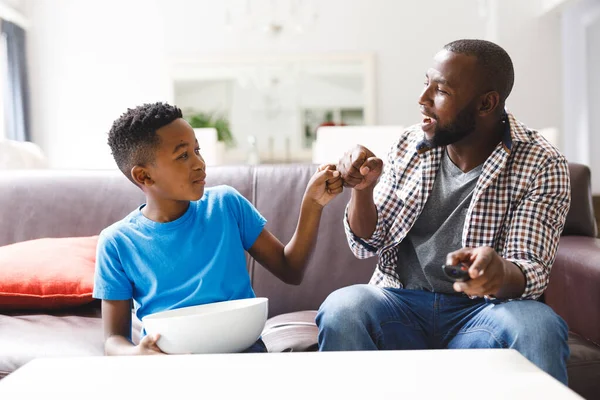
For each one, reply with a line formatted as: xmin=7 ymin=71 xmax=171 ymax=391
xmin=503 ymin=156 xmax=571 ymax=300
xmin=344 ymin=144 xmax=400 ymax=259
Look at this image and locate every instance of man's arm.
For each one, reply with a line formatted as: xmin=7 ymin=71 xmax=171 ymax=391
xmin=341 ymin=146 xmax=383 ymax=239
xmin=502 ymin=156 xmax=571 ymax=299
xmin=348 ymin=186 xmax=379 ymax=239
xmin=448 ymin=156 xmax=571 ymax=300
xmin=102 ymin=300 xmax=164 ymax=356
xmin=248 ymin=167 xmax=342 ymax=285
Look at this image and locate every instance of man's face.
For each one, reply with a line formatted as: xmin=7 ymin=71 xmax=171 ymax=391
xmin=144 ymin=118 xmax=207 ymax=201
xmin=418 ymin=50 xmax=481 ymax=147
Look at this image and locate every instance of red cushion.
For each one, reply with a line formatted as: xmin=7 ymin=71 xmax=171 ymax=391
xmin=0 ymin=236 xmax=98 ymax=310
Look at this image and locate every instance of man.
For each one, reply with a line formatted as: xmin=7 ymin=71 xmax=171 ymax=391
xmin=316 ymin=39 xmax=571 ymax=384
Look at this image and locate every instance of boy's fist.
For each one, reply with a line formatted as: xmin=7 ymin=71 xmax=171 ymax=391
xmin=305 ymin=164 xmax=343 ymax=207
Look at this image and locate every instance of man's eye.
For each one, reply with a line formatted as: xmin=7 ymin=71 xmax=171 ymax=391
xmin=423 ymin=81 xmax=429 ymax=86
xmin=178 ymin=152 xmax=188 ymax=160
xmin=437 ymin=89 xmax=448 ymax=95
xmin=194 ymin=147 xmax=201 ymax=155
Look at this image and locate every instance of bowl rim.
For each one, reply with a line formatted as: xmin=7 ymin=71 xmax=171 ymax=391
xmin=141 ymin=297 xmax=268 ymax=323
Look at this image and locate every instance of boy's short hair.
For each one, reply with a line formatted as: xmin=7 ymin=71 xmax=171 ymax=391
xmin=107 ymin=102 xmax=182 ymax=184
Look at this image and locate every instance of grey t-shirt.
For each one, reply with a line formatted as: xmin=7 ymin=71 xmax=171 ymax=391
xmin=395 ymin=150 xmax=483 ymax=293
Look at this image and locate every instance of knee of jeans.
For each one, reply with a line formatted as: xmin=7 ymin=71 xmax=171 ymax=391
xmin=497 ymin=302 xmax=569 ymax=347
xmin=316 ymin=285 xmax=373 ymax=330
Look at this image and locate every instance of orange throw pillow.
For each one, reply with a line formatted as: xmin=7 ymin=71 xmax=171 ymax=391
xmin=0 ymin=236 xmax=99 ymax=310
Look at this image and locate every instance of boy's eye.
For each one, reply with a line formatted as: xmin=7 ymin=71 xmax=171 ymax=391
xmin=178 ymin=152 xmax=188 ymax=160
xmin=194 ymin=147 xmax=201 ymax=155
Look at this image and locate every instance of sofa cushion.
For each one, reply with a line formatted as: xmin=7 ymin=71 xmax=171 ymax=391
xmin=0 ymin=305 xmax=103 ymax=379
xmin=261 ymin=310 xmax=318 ymax=352
xmin=567 ymin=332 xmax=600 ymax=400
xmin=0 ymin=236 xmax=98 ymax=310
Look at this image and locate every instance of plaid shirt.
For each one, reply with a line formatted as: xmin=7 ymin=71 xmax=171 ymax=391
xmin=344 ymin=112 xmax=571 ymax=300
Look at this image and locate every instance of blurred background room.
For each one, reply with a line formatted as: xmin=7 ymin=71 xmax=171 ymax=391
xmin=0 ymin=0 xmax=599 ymax=227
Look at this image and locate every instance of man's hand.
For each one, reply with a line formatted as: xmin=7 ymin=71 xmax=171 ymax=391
xmin=304 ymin=164 xmax=343 ymax=207
xmin=446 ymin=246 xmax=508 ymax=297
xmin=135 ymin=333 xmax=166 ymax=356
xmin=337 ymin=145 xmax=383 ymax=191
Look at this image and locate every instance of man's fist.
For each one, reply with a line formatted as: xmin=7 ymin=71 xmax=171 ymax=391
xmin=337 ymin=145 xmax=383 ymax=191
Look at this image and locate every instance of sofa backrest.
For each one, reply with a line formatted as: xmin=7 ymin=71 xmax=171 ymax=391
xmin=0 ymin=162 xmax=594 ymax=317
xmin=0 ymin=167 xmax=256 ymax=247
xmin=563 ymin=163 xmax=598 ymax=237
xmin=0 ymin=165 xmax=375 ymax=317
xmin=247 ymin=164 xmax=375 ymax=317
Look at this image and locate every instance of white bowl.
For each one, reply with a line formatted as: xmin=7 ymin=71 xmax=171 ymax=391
xmin=142 ymin=297 xmax=268 ymax=354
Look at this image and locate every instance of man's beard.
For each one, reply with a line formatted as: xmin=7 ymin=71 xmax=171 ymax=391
xmin=425 ymin=102 xmax=477 ymax=148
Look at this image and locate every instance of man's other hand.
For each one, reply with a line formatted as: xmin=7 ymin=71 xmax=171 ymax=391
xmin=446 ymin=246 xmax=506 ymax=297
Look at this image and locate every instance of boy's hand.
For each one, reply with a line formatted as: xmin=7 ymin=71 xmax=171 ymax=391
xmin=136 ymin=333 xmax=166 ymax=356
xmin=305 ymin=164 xmax=343 ymax=207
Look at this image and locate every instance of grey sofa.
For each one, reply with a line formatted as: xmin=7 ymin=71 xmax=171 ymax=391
xmin=0 ymin=164 xmax=598 ymax=399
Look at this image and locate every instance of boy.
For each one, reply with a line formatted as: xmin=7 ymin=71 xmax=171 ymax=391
xmin=93 ymin=102 xmax=342 ymax=355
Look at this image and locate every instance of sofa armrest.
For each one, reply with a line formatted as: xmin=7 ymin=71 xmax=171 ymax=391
xmin=545 ymin=236 xmax=600 ymax=345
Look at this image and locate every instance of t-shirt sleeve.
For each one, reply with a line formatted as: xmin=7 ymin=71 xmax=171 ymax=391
xmin=225 ymin=187 xmax=267 ymax=250
xmin=93 ymin=232 xmax=133 ymax=301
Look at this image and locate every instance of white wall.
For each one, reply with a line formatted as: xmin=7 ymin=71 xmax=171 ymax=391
xmin=561 ymin=0 xmax=600 ymax=194
xmin=492 ymin=0 xmax=564 ymax=135
xmin=588 ymin=15 xmax=600 ymax=193
xmin=22 ymin=0 xmax=569 ymax=169
xmin=24 ymin=0 xmax=171 ymax=169
xmin=161 ymin=0 xmax=487 ymax=129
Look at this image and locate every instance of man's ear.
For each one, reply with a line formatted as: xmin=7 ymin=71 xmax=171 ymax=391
xmin=478 ymin=91 xmax=500 ymax=117
xmin=131 ymin=165 xmax=153 ymax=187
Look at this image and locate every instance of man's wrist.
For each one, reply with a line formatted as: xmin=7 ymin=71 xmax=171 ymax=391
xmin=496 ymin=259 xmax=526 ymax=299
xmin=351 ymin=185 xmax=375 ymax=203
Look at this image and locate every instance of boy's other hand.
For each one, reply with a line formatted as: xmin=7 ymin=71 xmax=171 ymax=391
xmin=337 ymin=145 xmax=383 ymax=191
xmin=136 ymin=333 xmax=166 ymax=356
xmin=305 ymin=164 xmax=343 ymax=207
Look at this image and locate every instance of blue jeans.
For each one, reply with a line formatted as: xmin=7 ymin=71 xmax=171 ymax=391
xmin=242 ymin=338 xmax=267 ymax=353
xmin=316 ymin=285 xmax=569 ymax=384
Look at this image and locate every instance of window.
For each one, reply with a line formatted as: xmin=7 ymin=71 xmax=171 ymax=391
xmin=0 ymin=28 xmax=6 ymax=140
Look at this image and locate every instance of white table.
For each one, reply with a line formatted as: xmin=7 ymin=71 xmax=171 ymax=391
xmin=0 ymin=349 xmax=582 ymax=399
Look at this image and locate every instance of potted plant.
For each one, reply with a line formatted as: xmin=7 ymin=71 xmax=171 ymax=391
xmin=184 ymin=112 xmax=236 ymax=148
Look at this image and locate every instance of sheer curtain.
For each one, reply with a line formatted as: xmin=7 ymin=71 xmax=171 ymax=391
xmin=1 ymin=19 xmax=30 ymax=142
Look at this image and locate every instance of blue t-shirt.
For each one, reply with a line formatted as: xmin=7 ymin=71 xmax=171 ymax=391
xmin=92 ymin=185 xmax=266 ymax=322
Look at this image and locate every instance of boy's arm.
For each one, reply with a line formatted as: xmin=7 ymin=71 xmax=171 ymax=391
xmin=248 ymin=167 xmax=342 ymax=285
xmin=102 ymin=299 xmax=164 ymax=356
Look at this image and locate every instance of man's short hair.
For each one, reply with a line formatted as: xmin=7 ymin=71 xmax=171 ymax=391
xmin=444 ymin=39 xmax=514 ymax=104
xmin=107 ymin=102 xmax=182 ymax=184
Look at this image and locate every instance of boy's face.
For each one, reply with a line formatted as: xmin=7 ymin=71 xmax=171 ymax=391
xmin=139 ymin=118 xmax=207 ymax=202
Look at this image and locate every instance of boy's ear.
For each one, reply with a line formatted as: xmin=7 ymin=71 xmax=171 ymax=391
xmin=131 ymin=165 xmax=154 ymax=187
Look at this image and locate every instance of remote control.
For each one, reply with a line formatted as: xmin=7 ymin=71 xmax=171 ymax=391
xmin=442 ymin=264 xmax=471 ymax=282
